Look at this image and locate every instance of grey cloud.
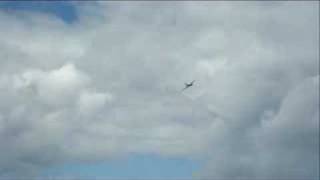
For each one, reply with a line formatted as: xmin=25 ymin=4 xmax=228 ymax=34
xmin=197 ymin=76 xmax=319 ymax=179
xmin=0 ymin=1 xmax=318 ymax=179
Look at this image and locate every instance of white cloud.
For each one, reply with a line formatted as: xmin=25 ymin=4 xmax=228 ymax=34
xmin=77 ymin=90 xmax=113 ymax=115
xmin=12 ymin=63 xmax=90 ymax=107
xmin=0 ymin=1 xmax=318 ymax=179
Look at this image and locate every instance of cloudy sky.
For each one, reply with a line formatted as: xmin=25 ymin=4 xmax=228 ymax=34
xmin=0 ymin=1 xmax=319 ymax=179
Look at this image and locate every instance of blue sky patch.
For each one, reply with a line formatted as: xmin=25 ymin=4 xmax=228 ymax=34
xmin=42 ymin=154 xmax=202 ymax=179
xmin=0 ymin=1 xmax=77 ymax=23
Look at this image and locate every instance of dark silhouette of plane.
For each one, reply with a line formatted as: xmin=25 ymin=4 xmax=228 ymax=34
xmin=182 ymin=80 xmax=195 ymax=91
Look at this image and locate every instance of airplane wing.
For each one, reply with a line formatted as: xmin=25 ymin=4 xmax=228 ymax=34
xmin=181 ymin=86 xmax=189 ymax=92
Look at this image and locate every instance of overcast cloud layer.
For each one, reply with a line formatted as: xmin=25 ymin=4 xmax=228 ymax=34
xmin=0 ymin=1 xmax=319 ymax=179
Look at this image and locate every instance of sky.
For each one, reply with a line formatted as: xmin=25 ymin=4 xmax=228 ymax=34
xmin=0 ymin=1 xmax=319 ymax=180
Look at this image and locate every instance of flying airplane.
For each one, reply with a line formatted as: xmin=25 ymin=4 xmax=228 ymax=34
xmin=182 ymin=80 xmax=195 ymax=91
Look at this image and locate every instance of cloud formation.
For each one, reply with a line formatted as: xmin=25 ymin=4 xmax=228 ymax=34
xmin=0 ymin=1 xmax=318 ymax=179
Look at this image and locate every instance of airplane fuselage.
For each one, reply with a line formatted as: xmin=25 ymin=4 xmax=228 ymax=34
xmin=183 ymin=81 xmax=195 ymax=90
